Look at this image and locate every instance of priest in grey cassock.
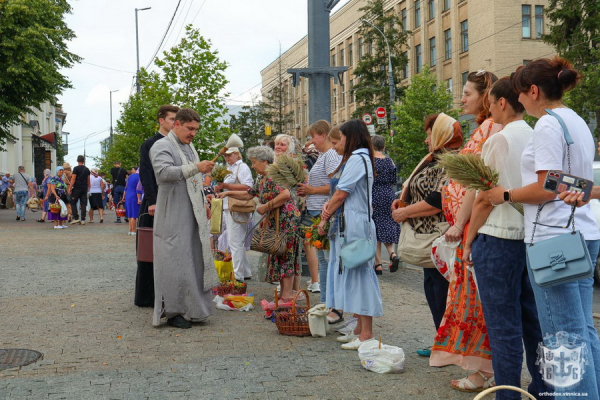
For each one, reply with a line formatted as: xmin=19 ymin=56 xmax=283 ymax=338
xmin=149 ymin=108 xmax=217 ymax=329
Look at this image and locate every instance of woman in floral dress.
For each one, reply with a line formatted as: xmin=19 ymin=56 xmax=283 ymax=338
xmin=430 ymin=70 xmax=499 ymax=392
xmin=44 ymin=166 xmax=69 ymax=229
xmin=219 ymin=145 xmax=300 ymax=301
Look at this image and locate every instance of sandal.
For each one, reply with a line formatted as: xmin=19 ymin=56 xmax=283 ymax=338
xmin=327 ymin=309 xmax=344 ymax=324
xmin=36 ymin=219 xmax=45 ymax=223
xmin=389 ymin=252 xmax=400 ymax=273
xmin=451 ymin=371 xmax=495 ymax=393
xmin=374 ymin=263 xmax=383 ymax=275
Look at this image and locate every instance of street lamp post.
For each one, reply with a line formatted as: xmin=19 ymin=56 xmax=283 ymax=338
xmin=83 ymin=131 xmax=97 ymax=161
xmin=361 ymin=18 xmax=395 ymax=126
xmin=135 ymin=7 xmax=151 ymax=94
xmin=109 ymin=89 xmax=119 ymax=147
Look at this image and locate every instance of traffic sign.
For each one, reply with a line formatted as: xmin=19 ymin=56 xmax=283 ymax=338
xmin=377 ymin=117 xmax=387 ymax=125
xmin=376 ymin=107 xmax=386 ymax=118
xmin=367 ymin=124 xmax=376 ymax=135
xmin=362 ymin=113 xmax=373 ymax=125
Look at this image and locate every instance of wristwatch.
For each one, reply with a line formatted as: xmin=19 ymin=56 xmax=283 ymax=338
xmin=503 ymin=190 xmax=510 ymax=202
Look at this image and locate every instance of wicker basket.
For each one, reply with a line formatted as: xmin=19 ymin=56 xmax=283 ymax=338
xmin=274 ymin=289 xmax=311 ymax=336
xmin=473 ymin=386 xmax=535 ymax=400
xmin=49 ymin=203 xmax=61 ymax=213
xmin=116 ymin=202 xmax=126 ymax=217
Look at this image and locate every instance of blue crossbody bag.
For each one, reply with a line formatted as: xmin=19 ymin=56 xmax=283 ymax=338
xmin=526 ymin=109 xmax=593 ymax=287
xmin=338 ymin=154 xmax=376 ymax=270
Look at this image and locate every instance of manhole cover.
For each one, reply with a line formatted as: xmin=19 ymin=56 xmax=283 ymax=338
xmin=0 ymin=349 xmax=43 ymax=371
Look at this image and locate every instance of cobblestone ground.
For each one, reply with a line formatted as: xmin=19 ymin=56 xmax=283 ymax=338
xmin=1 ymin=207 xmax=599 ymax=399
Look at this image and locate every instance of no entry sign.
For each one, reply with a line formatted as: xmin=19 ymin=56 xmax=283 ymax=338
xmin=376 ymin=107 xmax=386 ymax=118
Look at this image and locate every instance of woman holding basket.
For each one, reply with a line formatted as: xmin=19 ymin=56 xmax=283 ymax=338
xmin=44 ymin=166 xmax=69 ymax=229
xmin=218 ymin=146 xmax=301 ymax=301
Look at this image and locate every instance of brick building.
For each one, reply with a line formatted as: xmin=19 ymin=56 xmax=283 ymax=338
xmin=260 ymin=0 xmax=555 ymax=142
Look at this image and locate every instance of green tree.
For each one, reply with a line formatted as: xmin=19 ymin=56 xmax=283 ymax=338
xmin=98 ymin=26 xmax=230 ymax=172
xmin=390 ymin=67 xmax=458 ymax=178
xmin=262 ymin=52 xmax=294 ymax=135
xmin=229 ymin=102 xmax=272 ymax=150
xmin=544 ymin=0 xmax=600 ymax=135
xmin=352 ymin=0 xmax=410 ymax=134
xmin=0 ymin=0 xmax=80 ymax=148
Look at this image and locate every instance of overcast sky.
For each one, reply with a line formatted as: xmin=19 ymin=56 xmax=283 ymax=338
xmin=60 ymin=0 xmax=349 ymax=167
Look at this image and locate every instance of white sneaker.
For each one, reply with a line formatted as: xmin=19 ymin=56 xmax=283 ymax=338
xmin=61 ymin=225 xmax=68 ymax=228
xmin=308 ymin=282 xmax=320 ymax=293
xmin=336 ymin=331 xmax=358 ymax=343
xmin=334 ymin=316 xmax=358 ymax=333
xmin=341 ymin=337 xmax=376 ymax=350
xmin=70 ymin=219 xmax=80 ymax=225
xmin=54 ymin=226 xmax=63 ymax=229
xmin=80 ymin=220 xmax=86 ymax=225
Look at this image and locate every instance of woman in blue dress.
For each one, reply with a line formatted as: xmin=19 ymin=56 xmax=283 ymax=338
xmin=124 ymin=167 xmax=142 ymax=235
xmin=320 ymin=119 xmax=383 ymax=350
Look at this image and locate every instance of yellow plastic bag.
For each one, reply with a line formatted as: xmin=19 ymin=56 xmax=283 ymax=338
xmin=224 ymin=294 xmax=254 ymax=308
xmin=210 ymin=198 xmax=223 ymax=234
xmin=214 ymin=260 xmax=233 ymax=282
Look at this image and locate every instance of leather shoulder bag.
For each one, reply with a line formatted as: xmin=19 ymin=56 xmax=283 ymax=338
xmin=339 ymin=154 xmax=376 ymax=270
xmin=228 ymin=164 xmax=256 ymax=216
xmin=526 ymin=109 xmax=593 ymax=287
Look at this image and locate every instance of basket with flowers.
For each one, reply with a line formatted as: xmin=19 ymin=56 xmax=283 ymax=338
xmin=304 ymin=215 xmax=330 ymax=250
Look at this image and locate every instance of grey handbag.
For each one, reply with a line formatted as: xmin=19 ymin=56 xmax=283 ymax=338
xmin=525 ymin=109 xmax=594 ymax=287
xmin=339 ymin=154 xmax=376 ymax=270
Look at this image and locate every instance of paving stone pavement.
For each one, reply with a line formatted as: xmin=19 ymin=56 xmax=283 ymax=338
xmin=1 ymin=207 xmax=600 ymax=399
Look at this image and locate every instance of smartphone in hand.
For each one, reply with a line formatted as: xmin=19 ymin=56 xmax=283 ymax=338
xmin=543 ymin=170 xmax=593 ymax=202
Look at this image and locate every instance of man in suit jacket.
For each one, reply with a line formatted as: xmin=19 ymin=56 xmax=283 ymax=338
xmin=135 ymin=104 xmax=180 ymax=307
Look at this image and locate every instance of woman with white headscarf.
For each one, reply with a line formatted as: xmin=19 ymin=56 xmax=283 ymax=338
xmin=36 ymin=169 xmax=52 ymax=223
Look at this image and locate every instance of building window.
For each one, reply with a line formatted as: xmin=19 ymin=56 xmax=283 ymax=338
xmin=348 ymin=43 xmax=353 ymax=66
xmin=341 ymin=85 xmax=346 ymax=107
xmin=331 ymin=52 xmax=336 ymax=66
xmin=332 ymin=88 xmax=337 ymax=110
xmin=349 ymin=79 xmax=354 ymax=103
xmin=462 ymin=71 xmax=469 ymax=87
xmin=460 ymin=20 xmax=468 ymax=52
xmin=415 ymin=0 xmax=421 ymax=28
xmin=428 ymin=0 xmax=435 ymax=21
xmin=522 ymin=5 xmax=531 ymax=38
xmin=401 ymin=51 xmax=408 ymax=79
xmin=446 ymin=78 xmax=453 ymax=95
xmin=429 ymin=37 xmax=436 ymax=66
xmin=358 ymin=37 xmax=363 ymax=58
xmin=535 ymin=6 xmax=544 ymax=39
xmin=401 ymin=8 xmax=407 ymax=31
xmin=444 ymin=29 xmax=451 ymax=59
xmin=369 ymin=41 xmax=374 ymax=55
xmin=443 ymin=0 xmax=450 ymax=11
xmin=415 ymin=44 xmax=422 ymax=73
xmin=340 ymin=47 xmax=345 ymax=66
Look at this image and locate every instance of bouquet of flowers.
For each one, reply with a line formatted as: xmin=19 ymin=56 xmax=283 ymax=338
xmin=436 ymin=151 xmax=524 ymax=214
xmin=304 ymin=215 xmax=330 ymax=250
xmin=267 ymin=154 xmax=307 ymax=188
xmin=211 ymin=164 xmax=230 ymax=182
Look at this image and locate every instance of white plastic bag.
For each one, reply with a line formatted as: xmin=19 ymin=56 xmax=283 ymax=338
xmin=58 ymin=199 xmax=68 ymax=217
xmin=308 ymin=304 xmax=329 ymax=337
xmin=358 ymin=340 xmax=405 ymax=374
xmin=431 ymin=236 xmax=460 ymax=281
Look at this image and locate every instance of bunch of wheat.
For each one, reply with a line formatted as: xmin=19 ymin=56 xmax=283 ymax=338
xmin=436 ymin=152 xmax=524 ymax=215
xmin=267 ymin=154 xmax=307 ymax=188
xmin=211 ymin=164 xmax=230 ymax=182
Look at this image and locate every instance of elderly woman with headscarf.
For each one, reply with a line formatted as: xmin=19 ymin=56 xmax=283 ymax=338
xmin=391 ymin=113 xmax=463 ymax=353
xmin=214 ymin=147 xmax=254 ymax=281
xmin=45 ymin=166 xmax=69 ymax=229
xmin=36 ymin=169 xmax=52 ymax=222
xmin=218 ymin=146 xmax=301 ymax=302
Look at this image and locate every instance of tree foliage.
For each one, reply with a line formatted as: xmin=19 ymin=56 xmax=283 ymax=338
xmin=262 ymin=54 xmax=294 ymax=135
xmin=98 ymin=26 xmax=230 ymax=173
xmin=390 ymin=67 xmax=458 ymax=178
xmin=352 ymin=0 xmax=410 ymax=134
xmin=544 ymin=0 xmax=600 ymax=135
xmin=229 ymin=102 xmax=272 ymax=150
xmin=0 ymin=0 xmax=81 ymax=148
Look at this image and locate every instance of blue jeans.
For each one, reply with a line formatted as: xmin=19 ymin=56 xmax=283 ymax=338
xmin=15 ymin=190 xmax=28 ymax=218
xmin=472 ymin=234 xmax=551 ymax=399
xmin=308 ymin=210 xmax=329 ymax=303
xmin=527 ymin=239 xmax=600 ymax=399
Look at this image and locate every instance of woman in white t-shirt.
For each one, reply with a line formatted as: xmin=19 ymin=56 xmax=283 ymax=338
xmin=487 ymin=58 xmax=600 ymax=399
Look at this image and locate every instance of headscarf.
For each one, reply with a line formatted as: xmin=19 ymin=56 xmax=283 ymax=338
xmin=400 ymin=113 xmax=463 ymax=202
xmin=43 ymin=169 xmax=51 ymax=177
xmin=56 ymin=166 xmax=64 ymax=175
xmin=91 ymin=167 xmax=99 ymax=178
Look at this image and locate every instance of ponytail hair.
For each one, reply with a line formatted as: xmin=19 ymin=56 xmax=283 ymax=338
xmin=512 ymin=57 xmax=580 ymax=101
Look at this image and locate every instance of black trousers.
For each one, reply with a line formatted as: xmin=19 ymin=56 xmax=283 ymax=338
xmin=134 ymin=196 xmax=155 ymax=307
xmin=70 ymin=188 xmax=88 ymax=221
xmin=423 ymin=267 xmax=449 ymax=330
